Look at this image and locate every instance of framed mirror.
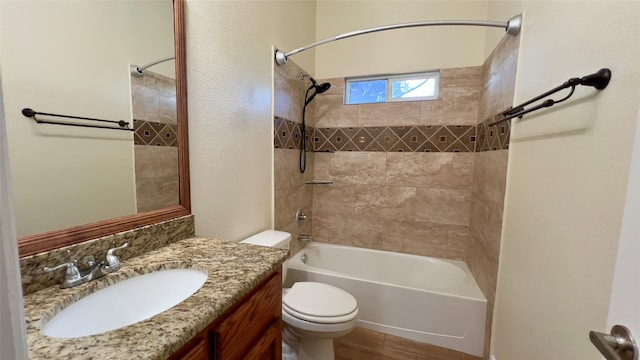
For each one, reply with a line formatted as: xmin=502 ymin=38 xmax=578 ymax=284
xmin=2 ymin=0 xmax=190 ymax=257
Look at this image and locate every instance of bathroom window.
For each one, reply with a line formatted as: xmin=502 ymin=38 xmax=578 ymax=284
xmin=345 ymin=71 xmax=439 ymax=105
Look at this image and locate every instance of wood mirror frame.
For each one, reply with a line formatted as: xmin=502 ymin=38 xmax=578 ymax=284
xmin=18 ymin=0 xmax=190 ymax=257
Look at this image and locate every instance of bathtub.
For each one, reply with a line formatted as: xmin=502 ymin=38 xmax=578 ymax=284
xmin=284 ymin=242 xmax=487 ymax=357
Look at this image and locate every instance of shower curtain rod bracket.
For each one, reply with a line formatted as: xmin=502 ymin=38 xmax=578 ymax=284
xmin=275 ymin=14 xmax=522 ymax=66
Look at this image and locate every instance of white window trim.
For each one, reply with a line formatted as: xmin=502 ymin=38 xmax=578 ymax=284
xmin=344 ymin=71 xmax=440 ymax=105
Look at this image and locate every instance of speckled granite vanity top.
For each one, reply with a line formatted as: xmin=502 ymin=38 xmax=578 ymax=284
xmin=24 ymin=237 xmax=288 ymax=359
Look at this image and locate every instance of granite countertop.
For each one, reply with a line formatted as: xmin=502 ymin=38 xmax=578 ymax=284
xmin=24 ymin=237 xmax=288 ymax=360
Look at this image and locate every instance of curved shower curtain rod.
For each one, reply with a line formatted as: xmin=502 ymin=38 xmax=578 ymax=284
xmin=130 ymin=55 xmax=175 ymax=77
xmin=275 ymin=14 xmax=522 ymax=65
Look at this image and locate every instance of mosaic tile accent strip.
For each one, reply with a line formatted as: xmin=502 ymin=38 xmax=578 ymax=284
xmin=134 ymin=119 xmax=178 ymax=147
xmin=313 ymin=125 xmax=476 ymax=153
xmin=274 ymin=116 xmax=312 ymax=150
xmin=476 ymin=118 xmax=511 ymax=151
xmin=273 ymin=116 xmax=509 ymax=153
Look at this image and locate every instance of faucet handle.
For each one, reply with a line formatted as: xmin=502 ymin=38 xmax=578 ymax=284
xmin=106 ymin=243 xmax=128 ymax=267
xmin=44 ymin=260 xmax=81 ymax=280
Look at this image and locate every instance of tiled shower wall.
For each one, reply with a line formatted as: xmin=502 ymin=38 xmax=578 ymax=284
xmin=273 ymin=61 xmax=315 ymax=257
xmin=131 ymin=71 xmax=179 ymax=213
xmin=467 ymin=34 xmax=519 ymax=359
xmin=309 ymin=68 xmax=483 ymax=260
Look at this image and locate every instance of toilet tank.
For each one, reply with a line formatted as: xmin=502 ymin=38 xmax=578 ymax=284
xmin=241 ymin=230 xmax=291 ymax=284
xmin=241 ymin=230 xmax=291 ymax=249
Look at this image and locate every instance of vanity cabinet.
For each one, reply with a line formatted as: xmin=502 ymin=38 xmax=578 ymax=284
xmin=169 ymin=269 xmax=282 ymax=360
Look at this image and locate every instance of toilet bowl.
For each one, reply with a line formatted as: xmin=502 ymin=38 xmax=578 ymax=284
xmin=241 ymin=230 xmax=358 ymax=360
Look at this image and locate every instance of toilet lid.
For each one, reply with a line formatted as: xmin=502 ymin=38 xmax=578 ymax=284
xmin=283 ymin=282 xmax=357 ymax=318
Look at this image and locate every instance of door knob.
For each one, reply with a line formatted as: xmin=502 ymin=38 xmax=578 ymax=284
xmin=589 ymin=325 xmax=638 ymax=360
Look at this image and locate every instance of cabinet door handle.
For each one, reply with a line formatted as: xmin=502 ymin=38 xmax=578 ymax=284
xmin=589 ymin=325 xmax=638 ymax=360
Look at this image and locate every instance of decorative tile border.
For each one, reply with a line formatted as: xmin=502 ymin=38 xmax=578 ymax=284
xmin=134 ymin=119 xmax=178 ymax=147
xmin=313 ymin=125 xmax=476 ymax=152
xmin=274 ymin=116 xmax=312 ymax=150
xmin=476 ymin=118 xmax=511 ymax=151
xmin=273 ymin=116 xmax=510 ymax=153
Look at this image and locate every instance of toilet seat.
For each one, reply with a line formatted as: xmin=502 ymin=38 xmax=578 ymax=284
xmin=283 ymin=282 xmax=358 ymax=324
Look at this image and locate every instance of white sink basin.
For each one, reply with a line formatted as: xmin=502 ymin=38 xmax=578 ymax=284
xmin=42 ymin=268 xmax=208 ymax=338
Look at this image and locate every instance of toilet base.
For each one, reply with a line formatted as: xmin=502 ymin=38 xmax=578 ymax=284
xmin=298 ymin=338 xmax=334 ymax=360
xmin=283 ymin=327 xmax=336 ymax=360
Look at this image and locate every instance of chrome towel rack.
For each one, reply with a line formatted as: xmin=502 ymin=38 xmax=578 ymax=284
xmin=21 ymin=108 xmax=133 ymax=131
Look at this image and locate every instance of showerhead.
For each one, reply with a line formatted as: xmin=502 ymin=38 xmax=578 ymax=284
xmin=305 ymin=82 xmax=331 ymax=105
xmin=301 ymin=73 xmax=332 ymax=105
xmin=315 ymin=82 xmax=331 ymax=94
xmin=301 ymin=73 xmax=331 ymax=93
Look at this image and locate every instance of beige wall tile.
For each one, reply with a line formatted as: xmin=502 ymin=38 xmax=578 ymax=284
xmin=159 ymin=93 xmax=177 ymax=125
xmin=132 ymin=84 xmax=160 ymax=121
xmin=312 ymin=212 xmax=346 ymax=244
xmin=421 ymin=86 xmax=480 ymax=126
xmin=318 ymin=77 xmax=345 ymax=96
xmin=274 ymin=148 xmax=311 ymax=191
xmin=134 ymin=145 xmax=178 ymax=179
xmin=274 ymin=184 xmax=313 ymax=229
xmin=290 ymin=77 xmax=305 ymax=124
xmin=274 ymin=71 xmax=292 ymax=119
xmin=468 ymin=197 xmax=503 ymax=263
xmin=440 ymin=66 xmax=482 ymax=88
xmin=415 ymin=188 xmax=471 ymax=226
xmin=275 ymin=59 xmax=313 ymax=123
xmin=343 ymin=216 xmax=384 ymax=250
xmin=386 ymin=153 xmax=474 ymax=189
xmin=314 ymin=94 xmax=358 ymax=128
xmin=358 ymin=102 xmax=421 ymax=127
xmin=355 ymin=185 xmax=416 ymax=220
xmin=312 ymin=183 xmax=356 ymax=217
xmin=314 ymin=152 xmax=386 ymax=185
xmin=470 ymin=151 xmax=508 ymax=201
xmin=132 ymin=71 xmax=176 ymax=125
xmin=382 ymin=219 xmax=467 ymax=260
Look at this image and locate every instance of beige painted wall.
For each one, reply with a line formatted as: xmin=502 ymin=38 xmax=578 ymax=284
xmin=187 ymin=0 xmax=316 ymax=241
xmin=487 ymin=2 xmax=640 ymax=359
xmin=1 ymin=1 xmax=174 ymax=237
xmin=314 ymin=0 xmax=490 ymax=78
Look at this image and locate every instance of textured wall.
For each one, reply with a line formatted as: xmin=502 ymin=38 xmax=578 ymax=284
xmin=187 ymin=0 xmax=316 ymax=241
xmin=466 ymin=34 xmax=519 ymax=359
xmin=315 ymin=0 xmax=489 ymax=78
xmin=487 ymin=2 xmax=640 ymax=359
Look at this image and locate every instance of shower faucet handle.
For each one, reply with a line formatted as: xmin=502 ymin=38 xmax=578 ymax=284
xmin=296 ymin=208 xmax=308 ymax=226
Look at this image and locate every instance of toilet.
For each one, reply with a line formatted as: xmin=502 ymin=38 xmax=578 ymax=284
xmin=241 ymin=230 xmax=358 ymax=360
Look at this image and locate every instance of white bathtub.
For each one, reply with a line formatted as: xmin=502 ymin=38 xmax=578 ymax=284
xmin=284 ymin=242 xmax=487 ymax=357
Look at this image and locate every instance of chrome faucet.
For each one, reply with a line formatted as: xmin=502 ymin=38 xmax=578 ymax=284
xmin=44 ymin=243 xmax=128 ymax=288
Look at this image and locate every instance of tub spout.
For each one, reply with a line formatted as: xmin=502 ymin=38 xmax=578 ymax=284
xmin=298 ymin=234 xmax=313 ymax=242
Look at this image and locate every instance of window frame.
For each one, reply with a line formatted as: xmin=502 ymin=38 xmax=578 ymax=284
xmin=344 ymin=71 xmax=440 ymax=105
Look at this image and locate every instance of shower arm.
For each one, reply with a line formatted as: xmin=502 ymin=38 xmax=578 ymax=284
xmin=275 ymin=15 xmax=522 ymax=65
xmin=130 ymin=56 xmax=176 ymax=77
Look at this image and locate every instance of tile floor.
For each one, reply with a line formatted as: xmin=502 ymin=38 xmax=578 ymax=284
xmin=334 ymin=327 xmax=482 ymax=360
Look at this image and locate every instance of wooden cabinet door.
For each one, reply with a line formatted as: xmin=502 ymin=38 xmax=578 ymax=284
xmin=170 ymin=337 xmax=209 ymax=360
xmin=242 ymin=320 xmax=282 ymax=360
xmin=216 ymin=274 xmax=281 ymax=360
